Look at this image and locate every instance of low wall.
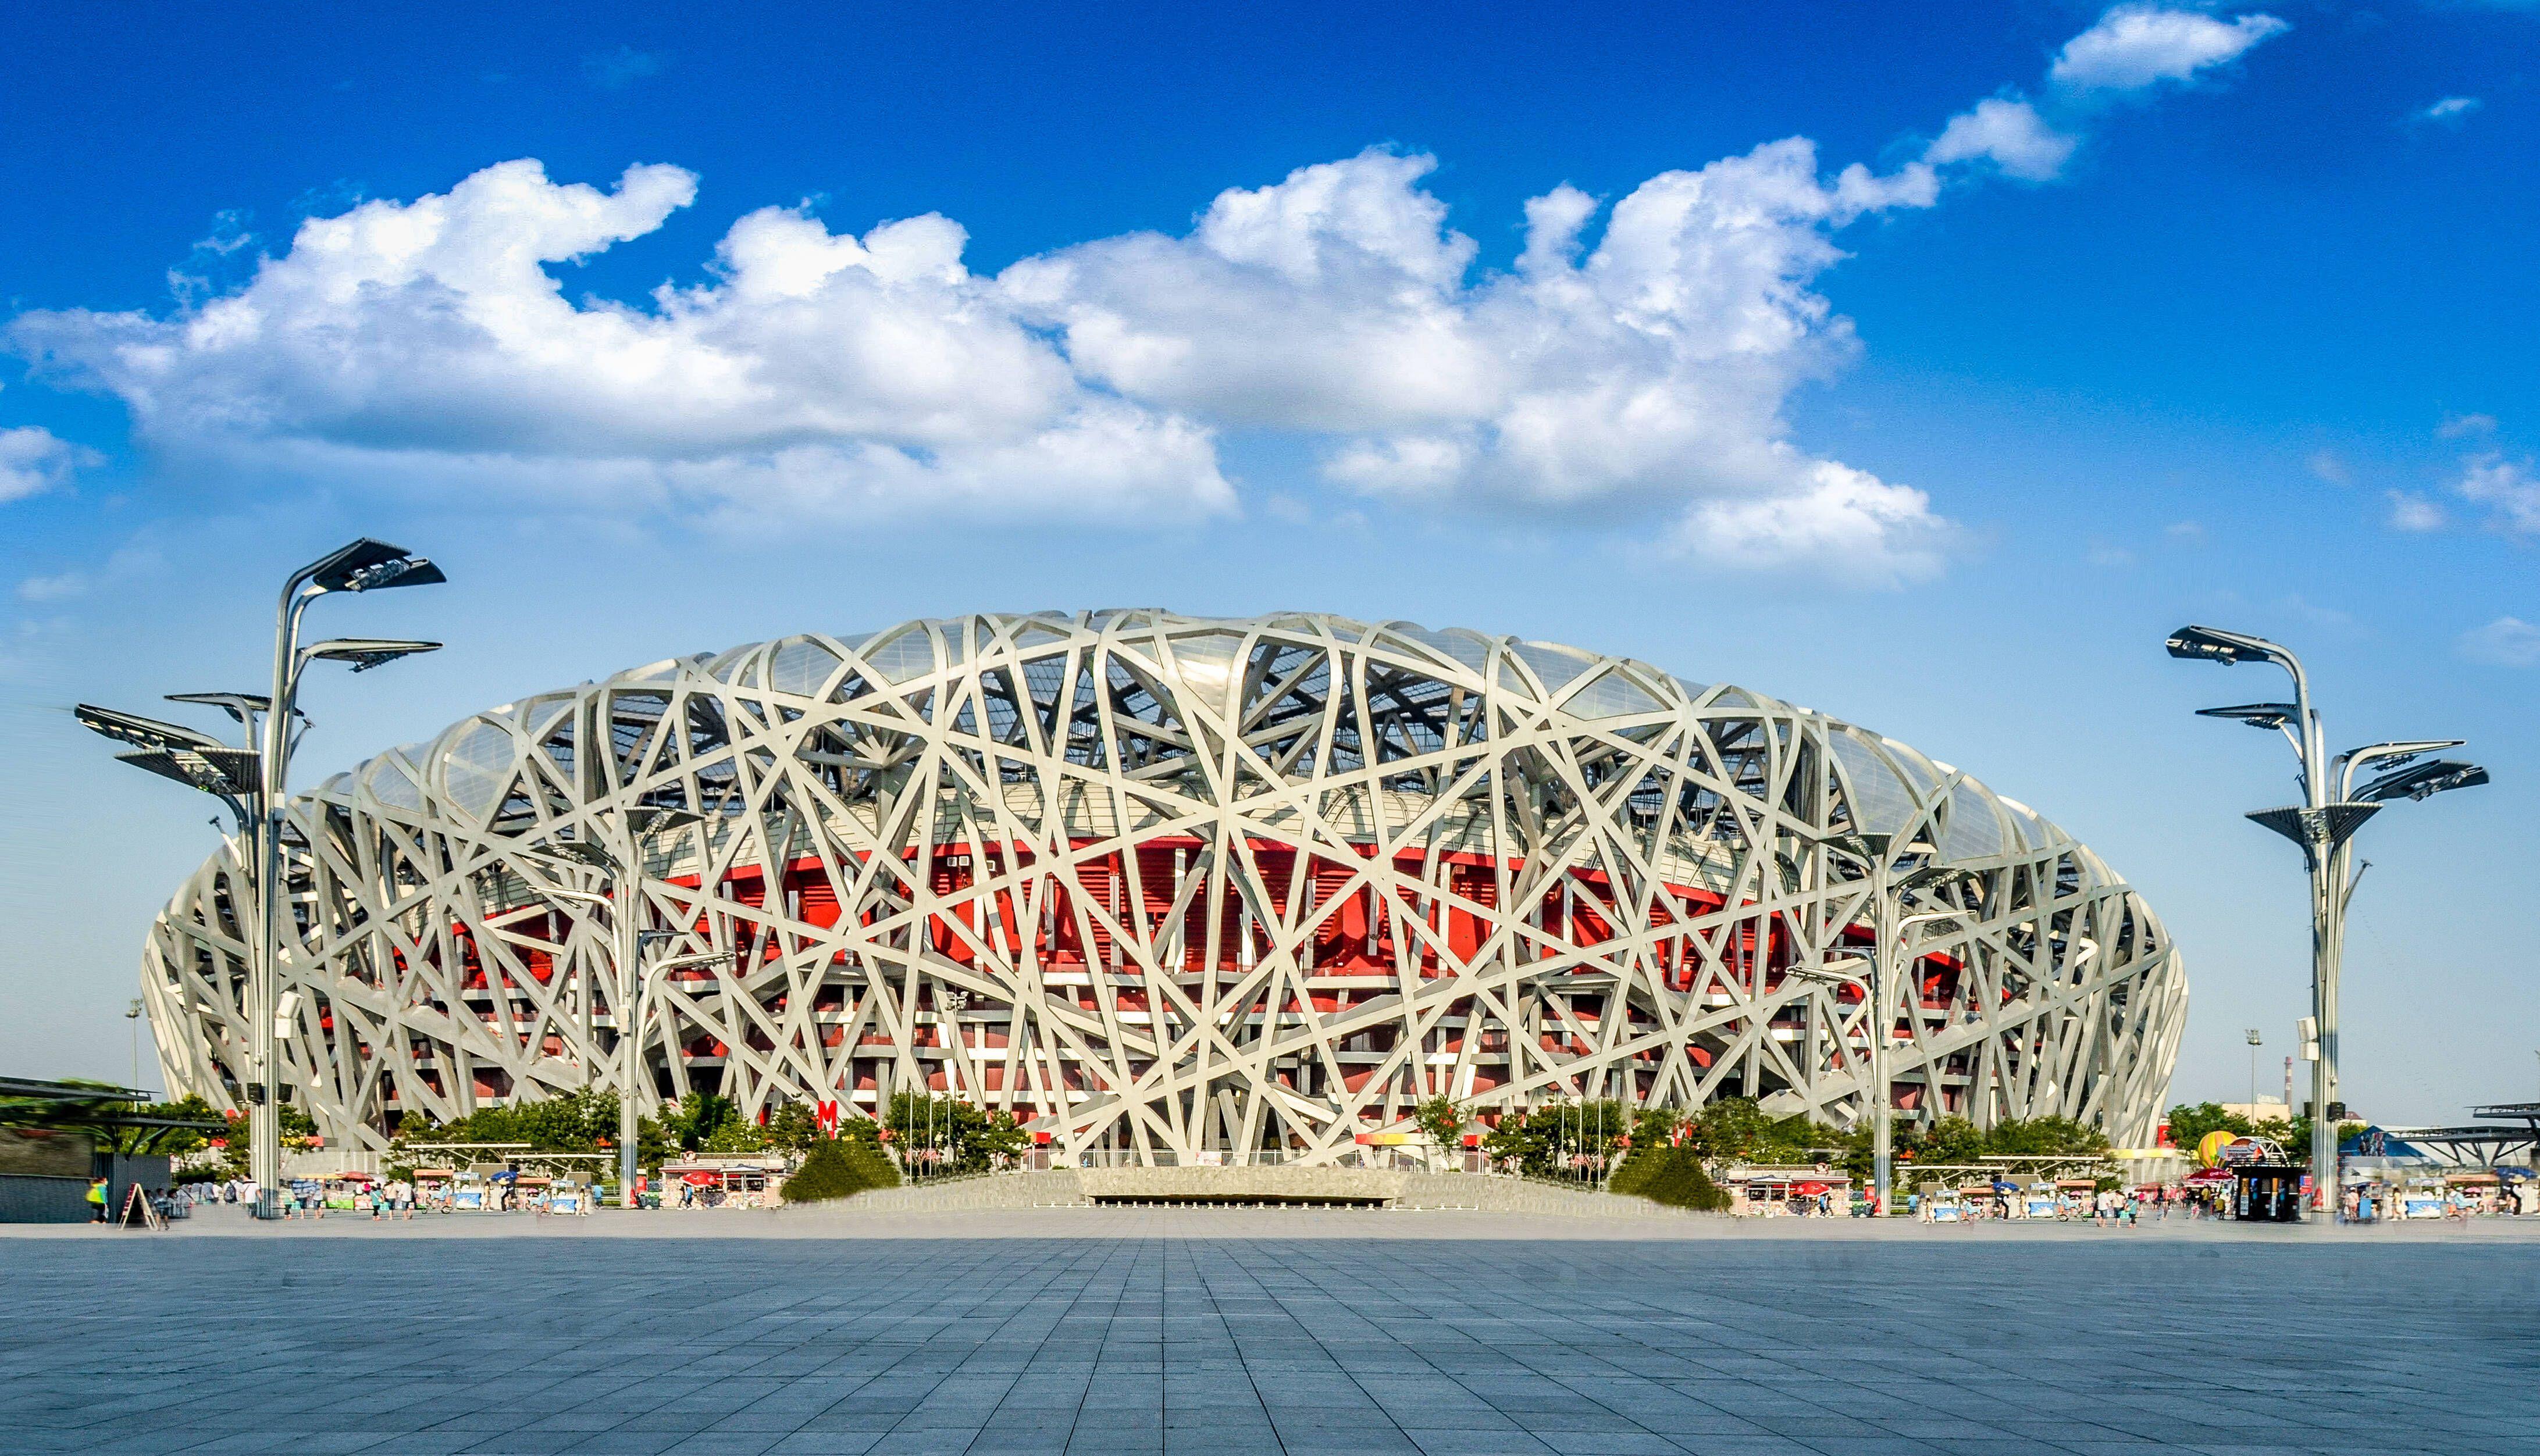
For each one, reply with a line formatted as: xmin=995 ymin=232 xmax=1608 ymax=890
xmin=0 ymin=1175 xmax=90 ymax=1223
xmin=1080 ymin=1165 xmax=1405 ymax=1205
xmin=831 ymin=1170 xmax=1090 ymax=1212
xmin=1397 ymin=1173 xmax=1695 ymax=1219
xmin=813 ymin=1168 xmax=1703 ymax=1219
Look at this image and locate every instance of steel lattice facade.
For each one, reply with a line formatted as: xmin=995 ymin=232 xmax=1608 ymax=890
xmin=144 ymin=611 xmax=2185 ymax=1159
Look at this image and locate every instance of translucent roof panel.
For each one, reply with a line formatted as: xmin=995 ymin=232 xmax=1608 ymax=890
xmin=1938 ymin=780 xmax=2006 ymax=861
xmin=768 ymin=637 xmax=842 ymax=698
xmin=1567 ymin=668 xmax=1665 ymax=719
xmin=440 ymin=721 xmax=516 ymax=822
xmin=364 ymin=752 xmax=425 ymax=813
xmin=1512 ymin=641 xmax=1596 ymax=693
xmin=1388 ymin=624 xmax=1495 ymax=679
xmin=860 ymin=627 xmax=939 ymax=684
xmin=1827 ymin=727 xmax=1926 ymax=837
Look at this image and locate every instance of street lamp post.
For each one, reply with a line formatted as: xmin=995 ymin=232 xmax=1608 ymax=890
xmin=2166 ymin=624 xmax=2488 ymax=1215
xmin=80 ymin=538 xmax=443 ymax=1219
xmin=2246 ymin=1029 xmax=2263 ymax=1109
xmin=1791 ymin=893 xmax=1965 ymax=1216
xmin=513 ymin=807 xmax=716 ymax=1207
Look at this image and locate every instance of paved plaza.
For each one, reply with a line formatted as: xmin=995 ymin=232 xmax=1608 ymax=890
xmin=3 ymin=1208 xmax=2534 ymax=1455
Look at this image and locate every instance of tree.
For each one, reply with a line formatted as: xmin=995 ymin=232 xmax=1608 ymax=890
xmin=1413 ymin=1095 xmax=1464 ymax=1168
xmin=884 ymin=1094 xmax=1029 ymax=1175
xmin=1480 ymin=1100 xmax=1631 ymax=1179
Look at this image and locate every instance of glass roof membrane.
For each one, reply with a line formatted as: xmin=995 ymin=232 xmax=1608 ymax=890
xmin=1826 ymin=727 xmax=1923 ymax=837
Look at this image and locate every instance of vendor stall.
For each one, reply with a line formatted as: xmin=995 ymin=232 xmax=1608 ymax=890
xmin=661 ymin=1155 xmax=788 ymax=1208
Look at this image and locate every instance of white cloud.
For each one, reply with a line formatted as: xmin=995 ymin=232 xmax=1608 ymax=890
xmin=2050 ymin=5 xmax=2288 ymax=95
xmin=2306 ymin=449 xmax=2350 ymax=486
xmin=2438 ymin=411 xmax=2496 ymax=438
xmin=1923 ymin=98 xmax=2077 ymax=181
xmin=2459 ymin=616 xmax=2540 ymax=668
xmin=0 ymin=426 xmax=97 ymax=503
xmin=13 ymin=160 xmax=1235 ymax=524
xmin=2387 ymin=490 xmax=2449 ymax=532
xmin=2412 ymin=97 xmax=2483 ymax=126
xmin=1674 ymin=462 xmax=1951 ymax=585
xmin=2459 ymin=454 xmax=2540 ymax=537
xmin=9 ymin=5 xmax=2285 ymax=580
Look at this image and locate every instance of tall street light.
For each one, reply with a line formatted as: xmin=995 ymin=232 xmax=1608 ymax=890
xmin=512 ymin=806 xmax=717 ymax=1207
xmin=2167 ymin=624 xmax=2486 ymax=1214
xmin=1784 ymin=830 xmax=1974 ymax=1216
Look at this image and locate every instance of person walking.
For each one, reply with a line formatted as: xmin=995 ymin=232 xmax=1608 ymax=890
xmin=87 ymin=1176 xmax=109 ymax=1223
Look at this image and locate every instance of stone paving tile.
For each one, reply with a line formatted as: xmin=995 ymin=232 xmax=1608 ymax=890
xmin=6 ymin=1211 xmax=2538 ymax=1455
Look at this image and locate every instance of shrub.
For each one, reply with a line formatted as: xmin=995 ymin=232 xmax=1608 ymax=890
xmin=1638 ymin=1147 xmax=1731 ymax=1212
xmin=842 ymin=1139 xmax=901 ymax=1189
xmin=1608 ymin=1147 xmax=1665 ymax=1197
xmin=781 ymin=1140 xmax=869 ymax=1204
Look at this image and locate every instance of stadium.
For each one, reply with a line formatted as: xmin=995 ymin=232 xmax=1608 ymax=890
xmin=141 ymin=610 xmax=2186 ymax=1161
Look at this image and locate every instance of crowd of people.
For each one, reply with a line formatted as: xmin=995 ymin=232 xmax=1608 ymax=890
xmin=149 ymin=1175 xmax=597 ymax=1217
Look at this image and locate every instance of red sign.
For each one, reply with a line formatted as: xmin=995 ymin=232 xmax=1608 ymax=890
xmin=1034 ymin=1130 xmax=1053 ymax=1145
xmin=816 ymin=1100 xmax=840 ymax=1137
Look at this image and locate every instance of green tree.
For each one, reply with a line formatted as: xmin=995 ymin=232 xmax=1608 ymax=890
xmin=884 ymin=1094 xmax=1029 ymax=1175
xmin=658 ymin=1092 xmax=744 ymax=1152
xmin=2165 ymin=1101 xmax=2254 ymax=1152
xmin=1413 ymin=1095 xmax=1465 ymax=1166
xmin=1480 ymin=1100 xmax=1631 ymax=1179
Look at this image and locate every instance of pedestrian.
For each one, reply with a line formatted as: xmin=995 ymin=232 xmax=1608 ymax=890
xmin=87 ymin=1176 xmax=109 ymax=1222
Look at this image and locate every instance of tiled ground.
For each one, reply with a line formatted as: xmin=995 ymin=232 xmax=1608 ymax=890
xmin=2 ymin=1209 xmax=2532 ymax=1454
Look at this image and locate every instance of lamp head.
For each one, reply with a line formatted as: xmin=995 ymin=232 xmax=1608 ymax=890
xmin=74 ymin=703 xmax=226 ymax=755
xmin=116 ymin=745 xmax=259 ymax=799
xmin=2165 ymin=624 xmax=2278 ymax=666
xmin=341 ymin=556 xmax=445 ymax=593
xmin=164 ymin=692 xmax=275 ymax=727
xmin=2356 ymin=759 xmax=2489 ymax=804
xmin=304 ymin=638 xmax=441 ymax=673
xmin=2196 ymin=702 xmax=2298 ymax=731
xmin=2339 ymin=740 xmax=2466 ymax=777
xmin=302 ymin=538 xmax=443 ymax=594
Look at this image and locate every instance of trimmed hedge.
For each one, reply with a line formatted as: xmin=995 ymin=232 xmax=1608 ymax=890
xmin=779 ymin=1137 xmax=905 ymax=1203
xmin=1608 ymin=1147 xmax=1665 ymax=1197
xmin=1630 ymin=1146 xmax=1732 ymax=1212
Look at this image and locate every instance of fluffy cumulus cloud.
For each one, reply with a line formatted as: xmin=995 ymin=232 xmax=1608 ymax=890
xmin=1922 ymin=98 xmax=2077 ymax=181
xmin=12 ymin=160 xmax=1235 ymax=524
xmin=2049 ymin=4 xmax=2288 ymax=94
xmin=9 ymin=6 xmax=2281 ymax=581
xmin=0 ymin=425 xmax=97 ymax=503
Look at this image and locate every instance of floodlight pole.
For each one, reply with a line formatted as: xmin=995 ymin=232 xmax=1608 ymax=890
xmin=2169 ymin=627 xmax=2485 ymax=1216
xmin=245 ymin=541 xmax=443 ymax=1218
xmin=1869 ymin=854 xmax=1895 ymax=1216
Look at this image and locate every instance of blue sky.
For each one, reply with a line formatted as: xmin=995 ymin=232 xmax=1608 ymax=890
xmin=3 ymin=1 xmax=2535 ymax=1122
